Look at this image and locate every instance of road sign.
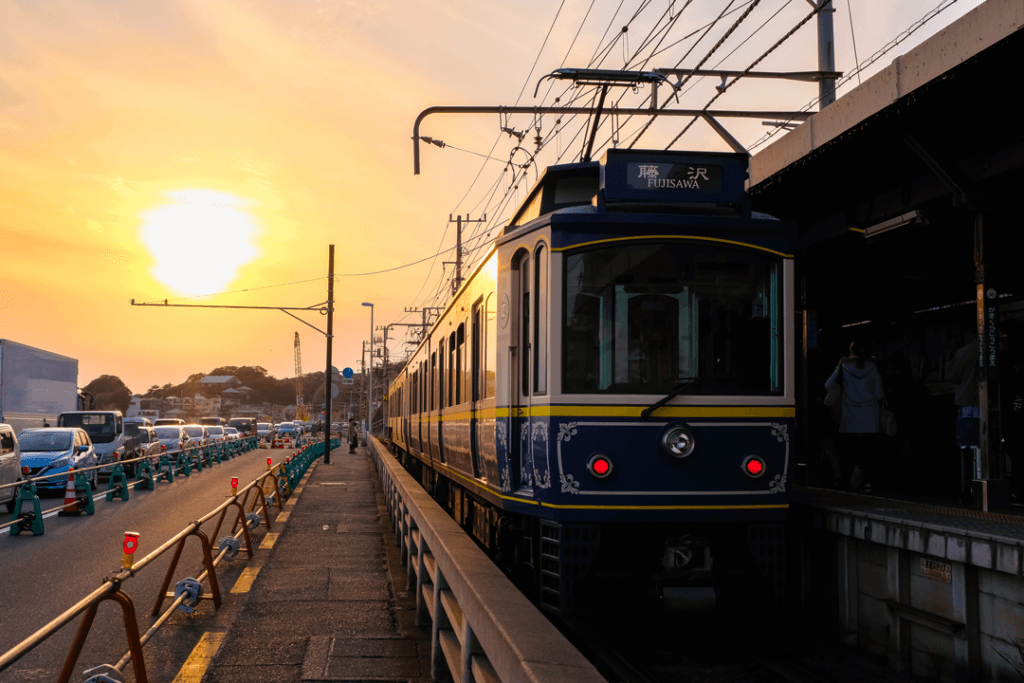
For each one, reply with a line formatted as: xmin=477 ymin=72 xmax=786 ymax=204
xmin=342 ymin=367 xmax=354 ymax=379
xmin=342 ymin=378 xmax=354 ymax=385
xmin=330 ymin=384 xmax=340 ymax=399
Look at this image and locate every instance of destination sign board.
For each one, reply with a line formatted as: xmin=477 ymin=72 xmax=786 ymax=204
xmin=626 ymin=162 xmax=722 ymax=193
xmin=600 ymin=148 xmax=748 ymax=207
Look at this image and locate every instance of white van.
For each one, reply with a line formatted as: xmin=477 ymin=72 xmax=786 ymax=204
xmin=0 ymin=423 xmax=22 ymax=512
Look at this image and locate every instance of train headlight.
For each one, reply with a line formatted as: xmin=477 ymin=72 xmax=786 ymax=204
xmin=586 ymin=454 xmax=614 ymax=479
xmin=741 ymin=455 xmax=767 ymax=478
xmin=661 ymin=426 xmax=695 ymax=458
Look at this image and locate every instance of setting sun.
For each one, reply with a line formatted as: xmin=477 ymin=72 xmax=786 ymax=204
xmin=139 ymin=190 xmax=261 ymax=297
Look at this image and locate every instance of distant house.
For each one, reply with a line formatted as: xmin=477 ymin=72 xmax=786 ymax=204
xmin=200 ymin=376 xmax=241 ymax=388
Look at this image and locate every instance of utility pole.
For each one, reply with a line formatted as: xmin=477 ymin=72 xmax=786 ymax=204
xmin=816 ymin=0 xmax=836 ymax=108
xmin=444 ymin=215 xmax=486 ymax=295
xmin=403 ymin=306 xmax=443 ymax=343
xmin=324 ymin=245 xmax=334 ymax=464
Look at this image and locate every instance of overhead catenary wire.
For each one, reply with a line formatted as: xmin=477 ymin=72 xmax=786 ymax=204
xmin=746 ymin=0 xmax=963 ymax=152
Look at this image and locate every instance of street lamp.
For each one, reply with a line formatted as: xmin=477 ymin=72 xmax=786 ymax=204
xmin=362 ymin=302 xmax=373 ymax=440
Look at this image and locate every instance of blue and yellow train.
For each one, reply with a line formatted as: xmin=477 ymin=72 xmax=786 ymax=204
xmin=387 ymin=148 xmax=795 ymax=613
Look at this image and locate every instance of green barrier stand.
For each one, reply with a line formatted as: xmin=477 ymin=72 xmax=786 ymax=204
xmin=176 ymin=451 xmax=191 ymax=477
xmin=10 ymin=481 xmax=44 ymax=535
xmin=73 ymin=471 xmax=96 ymax=514
xmin=106 ymin=465 xmax=129 ymax=502
xmin=135 ymin=459 xmax=156 ymax=490
xmin=191 ymin=447 xmax=203 ymax=473
xmin=157 ymin=454 xmax=175 ymax=483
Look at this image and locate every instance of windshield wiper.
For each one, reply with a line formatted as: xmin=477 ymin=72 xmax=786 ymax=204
xmin=640 ymin=378 xmax=699 ymax=419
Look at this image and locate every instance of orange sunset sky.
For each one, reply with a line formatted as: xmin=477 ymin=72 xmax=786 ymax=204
xmin=0 ymin=0 xmax=982 ymax=394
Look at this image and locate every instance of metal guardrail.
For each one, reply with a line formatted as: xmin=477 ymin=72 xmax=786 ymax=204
xmin=368 ymin=436 xmax=606 ymax=683
xmin=0 ymin=438 xmax=339 ymax=683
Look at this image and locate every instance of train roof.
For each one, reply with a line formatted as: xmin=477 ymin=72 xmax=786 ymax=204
xmin=506 ymin=149 xmax=753 ymax=231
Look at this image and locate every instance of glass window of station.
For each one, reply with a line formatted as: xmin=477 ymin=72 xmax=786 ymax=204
xmin=563 ymin=241 xmax=782 ymax=395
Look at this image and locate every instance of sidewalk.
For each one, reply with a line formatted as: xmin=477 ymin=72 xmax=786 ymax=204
xmin=200 ymin=445 xmax=431 ymax=683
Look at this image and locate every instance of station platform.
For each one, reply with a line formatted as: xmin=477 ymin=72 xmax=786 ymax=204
xmin=197 ymin=444 xmax=432 ymax=683
xmin=788 ymin=485 xmax=1024 ymax=683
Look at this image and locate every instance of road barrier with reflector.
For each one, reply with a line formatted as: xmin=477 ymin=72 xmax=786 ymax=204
xmin=0 ymin=436 xmax=262 ymax=537
xmin=0 ymin=437 xmax=340 ymax=683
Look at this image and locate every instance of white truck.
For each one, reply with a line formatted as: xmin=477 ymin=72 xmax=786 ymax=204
xmin=57 ymin=410 xmax=135 ymax=476
xmin=0 ymin=339 xmax=79 ymax=435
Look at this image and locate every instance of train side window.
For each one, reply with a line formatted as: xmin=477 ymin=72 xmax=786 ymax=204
xmin=458 ymin=321 xmax=468 ymax=404
xmin=448 ymin=332 xmax=457 ymax=406
xmin=534 ymin=243 xmax=548 ymax=395
xmin=521 ymin=255 xmax=531 ymax=395
xmin=440 ymin=339 xmax=447 ymax=409
xmin=431 ymin=352 xmax=437 ymax=411
xmin=485 ymin=292 xmax=497 ymax=398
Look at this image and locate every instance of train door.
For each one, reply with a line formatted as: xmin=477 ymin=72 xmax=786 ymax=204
xmin=511 ymin=250 xmax=534 ymax=494
xmin=470 ymin=302 xmax=483 ymax=479
xmin=437 ymin=338 xmax=446 ymax=463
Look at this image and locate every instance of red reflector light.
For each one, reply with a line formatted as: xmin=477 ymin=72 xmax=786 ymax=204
xmin=586 ymin=454 xmax=613 ymax=479
xmin=741 ymin=455 xmax=766 ymax=479
xmin=22 ymin=466 xmax=30 ymax=475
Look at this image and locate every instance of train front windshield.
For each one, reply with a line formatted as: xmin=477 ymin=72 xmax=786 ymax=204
xmin=563 ymin=242 xmax=783 ymax=395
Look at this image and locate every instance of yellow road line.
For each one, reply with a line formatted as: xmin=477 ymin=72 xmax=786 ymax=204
xmin=172 ymin=631 xmax=226 ymax=683
xmin=261 ymin=532 xmax=279 ymax=549
xmin=231 ymin=567 xmax=260 ymax=594
xmin=276 ymin=510 xmax=290 ymax=523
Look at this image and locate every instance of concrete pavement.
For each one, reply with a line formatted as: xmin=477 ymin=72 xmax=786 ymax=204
xmin=195 ymin=444 xmax=431 ymax=683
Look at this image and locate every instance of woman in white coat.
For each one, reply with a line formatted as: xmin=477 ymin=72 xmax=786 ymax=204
xmin=825 ymin=339 xmax=885 ymax=492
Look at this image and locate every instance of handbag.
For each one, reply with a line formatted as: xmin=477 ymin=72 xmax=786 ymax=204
xmin=824 ymin=362 xmax=844 ymax=407
xmin=880 ymin=397 xmax=897 ymax=437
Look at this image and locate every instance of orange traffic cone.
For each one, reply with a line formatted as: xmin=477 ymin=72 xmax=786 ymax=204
xmin=58 ymin=472 xmax=79 ymax=516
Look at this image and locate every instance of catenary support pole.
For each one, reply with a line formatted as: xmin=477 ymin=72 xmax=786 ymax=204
xmin=324 ymin=245 xmax=335 ymax=465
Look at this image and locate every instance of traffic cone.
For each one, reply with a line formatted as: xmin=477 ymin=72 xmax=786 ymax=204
xmin=58 ymin=472 xmax=79 ymax=515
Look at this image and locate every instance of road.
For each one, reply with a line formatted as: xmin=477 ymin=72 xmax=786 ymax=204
xmin=0 ymin=443 xmax=293 ymax=683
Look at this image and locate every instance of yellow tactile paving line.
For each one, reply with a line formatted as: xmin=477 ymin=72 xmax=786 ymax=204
xmin=172 ymin=631 xmax=226 ymax=683
xmin=261 ymin=532 xmax=279 ymax=549
xmin=276 ymin=510 xmax=290 ymax=522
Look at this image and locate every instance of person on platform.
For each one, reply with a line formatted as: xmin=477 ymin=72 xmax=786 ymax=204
xmin=348 ymin=418 xmax=359 ymax=454
xmin=825 ymin=339 xmax=885 ymax=493
xmin=946 ymin=330 xmax=979 ymax=502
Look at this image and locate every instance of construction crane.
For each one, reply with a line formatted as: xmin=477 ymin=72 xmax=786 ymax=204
xmin=294 ymin=332 xmax=309 ymax=421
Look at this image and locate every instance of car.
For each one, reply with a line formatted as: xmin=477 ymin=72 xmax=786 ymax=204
xmin=0 ymin=423 xmax=23 ymax=512
xmin=120 ymin=422 xmax=162 ymax=476
xmin=125 ymin=416 xmax=153 ymax=428
xmin=228 ymin=417 xmax=256 ymax=436
xmin=153 ymin=425 xmax=193 ymax=454
xmin=154 ymin=418 xmax=186 ymax=426
xmin=18 ymin=428 xmax=99 ymax=492
xmin=205 ymin=425 xmax=227 ymax=442
xmin=256 ymin=423 xmax=273 ymax=440
xmin=223 ymin=427 xmax=240 ymax=441
xmin=276 ymin=422 xmax=297 ymax=435
xmin=181 ymin=424 xmax=209 ymax=447
xmin=134 ymin=426 xmax=163 ymax=457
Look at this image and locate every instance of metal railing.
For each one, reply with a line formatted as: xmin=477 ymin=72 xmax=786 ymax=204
xmin=369 ymin=436 xmax=605 ymax=683
xmin=0 ymin=438 xmax=338 ymax=683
